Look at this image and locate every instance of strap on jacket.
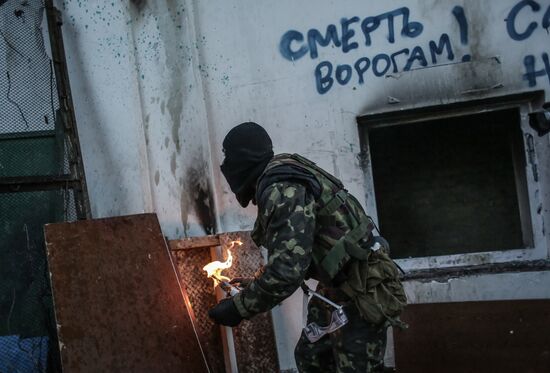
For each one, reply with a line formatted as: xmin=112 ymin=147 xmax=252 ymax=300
xmin=318 ymin=218 xmax=375 ymax=279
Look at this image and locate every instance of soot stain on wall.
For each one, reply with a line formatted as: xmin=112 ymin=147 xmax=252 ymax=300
xmin=170 ymin=153 xmax=177 ymax=175
xmin=157 ymin=2 xmax=186 ymax=154
xmin=129 ymin=0 xmax=147 ymax=12
xmin=180 ymin=161 xmax=217 ymax=235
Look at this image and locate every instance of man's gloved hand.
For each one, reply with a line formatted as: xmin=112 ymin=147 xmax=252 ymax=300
xmin=229 ymin=265 xmax=264 ymax=288
xmin=208 ymin=297 xmax=243 ymax=327
xmin=229 ymin=277 xmax=253 ymax=288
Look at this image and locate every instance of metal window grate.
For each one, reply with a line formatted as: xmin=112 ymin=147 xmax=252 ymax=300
xmin=1 ymin=0 xmax=89 ymax=371
xmin=0 ymin=0 xmax=56 ymax=135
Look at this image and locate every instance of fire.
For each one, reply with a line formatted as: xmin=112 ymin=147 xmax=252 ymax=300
xmin=203 ymin=240 xmax=242 ymax=286
xmin=203 ymin=250 xmax=233 ymax=284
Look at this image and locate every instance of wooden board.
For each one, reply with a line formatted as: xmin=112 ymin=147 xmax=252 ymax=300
xmin=44 ymin=214 xmax=209 ymax=373
xmin=394 ymin=299 xmax=550 ymax=373
xmin=172 ymin=235 xmax=220 ymax=250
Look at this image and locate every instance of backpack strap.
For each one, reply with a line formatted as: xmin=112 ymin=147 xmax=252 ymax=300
xmin=318 ymin=189 xmax=348 ymax=216
xmin=289 ymin=153 xmax=344 ymax=189
xmin=314 ymin=216 xmax=375 ymax=279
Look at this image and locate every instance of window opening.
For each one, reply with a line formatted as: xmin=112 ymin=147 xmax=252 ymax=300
xmin=365 ymin=108 xmax=531 ymax=259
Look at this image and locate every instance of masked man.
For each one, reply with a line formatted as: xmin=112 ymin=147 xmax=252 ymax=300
xmin=209 ymin=122 xmax=406 ymax=372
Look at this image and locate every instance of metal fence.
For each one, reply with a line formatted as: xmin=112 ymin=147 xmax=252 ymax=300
xmin=0 ymin=0 xmax=89 ymax=371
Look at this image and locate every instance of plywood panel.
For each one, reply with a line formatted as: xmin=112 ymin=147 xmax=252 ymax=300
xmin=44 ymin=214 xmax=209 ymax=373
xmin=394 ymin=300 xmax=550 ymax=373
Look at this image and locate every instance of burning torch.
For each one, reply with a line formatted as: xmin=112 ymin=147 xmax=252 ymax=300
xmin=203 ymin=240 xmax=243 ymax=296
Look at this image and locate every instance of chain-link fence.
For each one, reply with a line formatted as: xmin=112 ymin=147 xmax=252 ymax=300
xmin=1 ymin=0 xmax=88 ymax=371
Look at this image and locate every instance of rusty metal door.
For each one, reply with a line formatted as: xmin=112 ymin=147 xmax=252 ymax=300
xmin=44 ymin=214 xmax=209 ymax=373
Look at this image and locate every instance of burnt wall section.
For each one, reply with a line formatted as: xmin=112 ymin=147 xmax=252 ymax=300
xmin=182 ymin=162 xmax=217 ymax=236
xmin=125 ymin=0 xmax=218 ymax=239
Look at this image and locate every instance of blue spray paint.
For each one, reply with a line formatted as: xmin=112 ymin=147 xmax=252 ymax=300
xmin=312 ymin=32 xmax=457 ymax=95
xmin=372 ymin=54 xmax=391 ymax=76
xmin=390 ymin=49 xmax=410 ymax=73
xmin=452 ymin=6 xmax=468 ymax=44
xmin=404 ymin=46 xmax=428 ymax=71
xmin=315 ymin=61 xmax=334 ymax=94
xmin=307 ymin=25 xmax=341 ymax=59
xmin=279 ymin=6 xmax=424 ymax=62
xmin=279 ymin=30 xmax=308 ymax=61
xmin=543 ymin=6 xmax=550 ymax=30
xmin=354 ymin=57 xmax=370 ymax=84
xmin=428 ymin=33 xmax=455 ymax=64
xmin=506 ymin=0 xmax=541 ymax=41
xmin=452 ymin=6 xmax=471 ymax=62
xmin=523 ymin=53 xmax=550 ymax=87
xmin=360 ymin=7 xmax=423 ymax=46
xmin=341 ymin=17 xmax=360 ymax=53
xmin=400 ymin=7 xmax=424 ymax=38
xmin=281 ymin=5 xmax=469 ymax=94
xmin=361 ymin=16 xmax=380 ymax=46
xmin=505 ymin=0 xmax=550 ymax=88
xmin=335 ymin=64 xmax=353 ymax=84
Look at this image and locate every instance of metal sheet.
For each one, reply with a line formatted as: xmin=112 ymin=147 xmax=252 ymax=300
xmin=219 ymin=232 xmax=280 ymax=373
xmin=44 ymin=214 xmax=208 ymax=373
xmin=394 ymin=300 xmax=550 ymax=373
xmin=169 ymin=241 xmax=226 ymax=373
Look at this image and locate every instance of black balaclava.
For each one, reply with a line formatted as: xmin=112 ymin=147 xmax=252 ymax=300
xmin=220 ymin=122 xmax=274 ymax=207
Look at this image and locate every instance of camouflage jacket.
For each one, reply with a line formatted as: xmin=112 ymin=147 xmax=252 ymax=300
xmin=232 ymin=153 xmax=374 ymax=319
xmin=232 ymin=180 xmax=316 ymax=318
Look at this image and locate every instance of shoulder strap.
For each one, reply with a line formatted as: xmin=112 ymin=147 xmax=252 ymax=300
xmin=314 ymin=217 xmax=375 ymax=279
xmin=289 ymin=154 xmax=344 ymax=189
xmin=255 ymin=155 xmax=322 ymax=203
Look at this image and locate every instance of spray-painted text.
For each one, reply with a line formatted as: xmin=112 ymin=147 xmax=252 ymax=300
xmin=507 ymin=0 xmax=550 ymax=87
xmin=279 ymin=6 xmax=469 ymax=95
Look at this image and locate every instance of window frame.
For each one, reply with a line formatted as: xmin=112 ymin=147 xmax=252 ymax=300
xmin=357 ymin=91 xmax=548 ymax=272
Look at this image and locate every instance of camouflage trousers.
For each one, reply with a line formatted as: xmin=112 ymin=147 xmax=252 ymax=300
xmin=294 ymin=295 xmax=388 ymax=372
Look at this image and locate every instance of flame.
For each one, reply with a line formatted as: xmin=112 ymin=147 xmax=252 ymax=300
xmin=203 ymin=250 xmax=233 ymax=283
xmin=203 ymin=240 xmax=242 ymax=286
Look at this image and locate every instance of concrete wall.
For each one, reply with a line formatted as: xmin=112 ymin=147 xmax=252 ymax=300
xmin=56 ymin=0 xmax=550 ymax=370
